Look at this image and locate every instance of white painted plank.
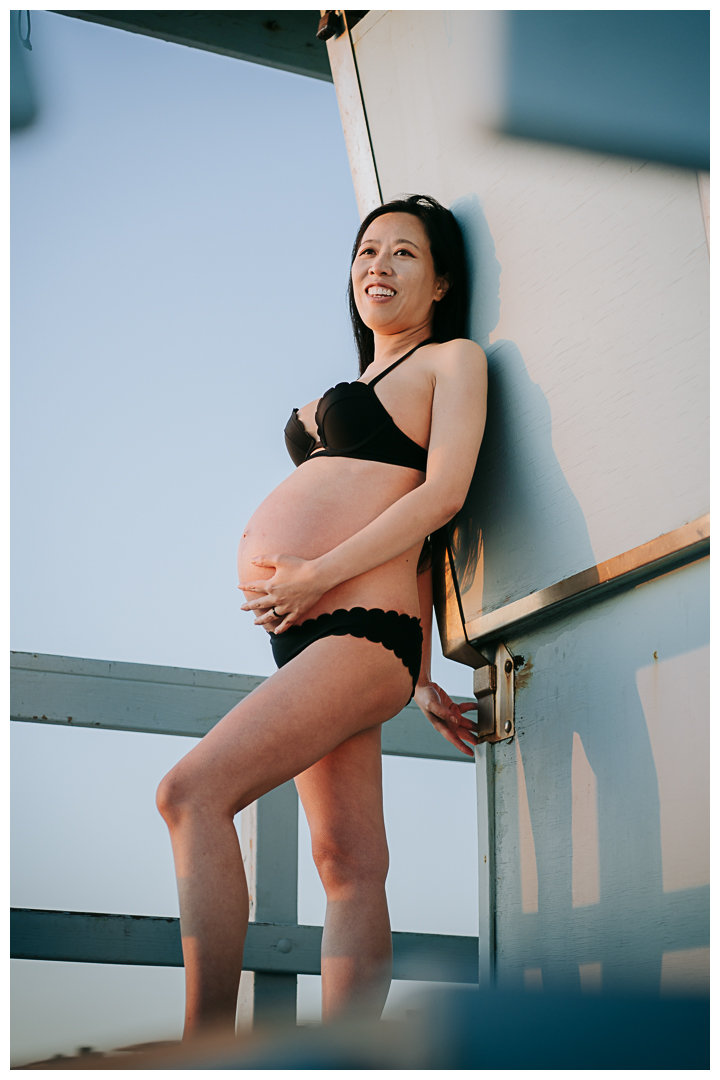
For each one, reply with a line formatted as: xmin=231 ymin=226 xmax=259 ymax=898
xmin=326 ymin=16 xmax=381 ymax=218
xmin=352 ymin=11 xmax=709 ymax=606
xmin=10 ymin=652 xmax=472 ymax=763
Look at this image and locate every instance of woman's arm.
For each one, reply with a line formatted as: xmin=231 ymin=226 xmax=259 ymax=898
xmin=416 ymin=562 xmax=434 ymax=688
xmin=315 ymin=340 xmax=486 ymax=584
xmin=242 ymin=339 xmax=488 ymax=629
xmin=413 ymin=564 xmax=479 ymax=758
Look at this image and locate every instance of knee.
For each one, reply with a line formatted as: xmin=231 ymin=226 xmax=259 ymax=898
xmin=312 ymin=838 xmax=389 ymax=898
xmin=156 ymin=766 xmax=201 ymax=828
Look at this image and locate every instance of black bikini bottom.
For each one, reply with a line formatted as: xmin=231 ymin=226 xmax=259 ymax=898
xmin=270 ymin=607 xmax=423 ymax=703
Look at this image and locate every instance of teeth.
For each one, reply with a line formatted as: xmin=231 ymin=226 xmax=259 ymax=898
xmin=368 ymin=286 xmax=395 ymax=296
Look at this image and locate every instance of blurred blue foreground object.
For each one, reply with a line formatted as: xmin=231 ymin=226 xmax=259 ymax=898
xmin=167 ymin=989 xmax=712 ymax=1070
xmin=10 ymin=11 xmax=37 ymax=131
xmin=213 ymin=989 xmax=710 ymax=1071
xmin=16 ymin=987 xmax=709 ymax=1069
xmin=427 ymin=987 xmax=710 ymax=1071
xmin=504 ymin=10 xmax=709 ymax=170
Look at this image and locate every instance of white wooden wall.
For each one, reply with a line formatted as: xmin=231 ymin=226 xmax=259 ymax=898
xmin=352 ymin=10 xmax=708 ymax=617
xmin=340 ymin=10 xmax=709 ymax=995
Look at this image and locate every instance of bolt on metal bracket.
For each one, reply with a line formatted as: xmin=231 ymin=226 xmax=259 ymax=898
xmin=473 ymin=643 xmax=515 ymax=743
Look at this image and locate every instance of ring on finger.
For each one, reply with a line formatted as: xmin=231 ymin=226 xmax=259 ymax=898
xmin=271 ymin=606 xmax=280 ymax=618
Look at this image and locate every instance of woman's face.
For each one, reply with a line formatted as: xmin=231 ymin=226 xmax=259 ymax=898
xmin=351 ymin=212 xmax=449 ymax=337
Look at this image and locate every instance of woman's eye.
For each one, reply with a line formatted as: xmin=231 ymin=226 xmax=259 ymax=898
xmin=395 ymin=248 xmax=414 ymax=257
xmin=359 ymin=247 xmax=375 ymax=257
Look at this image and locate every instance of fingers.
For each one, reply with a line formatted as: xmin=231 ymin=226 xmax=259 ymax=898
xmin=434 ymin=719 xmax=479 ymax=757
xmin=426 ymin=685 xmax=478 ymax=723
xmin=445 ymin=723 xmax=479 ymax=747
xmin=439 ymin=724 xmax=476 ymax=757
xmin=251 ymin=605 xmax=295 ymax=633
xmin=456 ymin=720 xmax=480 ymax=736
xmin=251 ymin=554 xmax=280 ymax=569
xmin=431 ymin=700 xmax=477 ymax=730
xmin=426 ymin=689 xmax=459 ymax=722
xmin=453 ymin=706 xmax=479 ymax=732
xmin=242 ymin=597 xmax=298 ymax=631
xmin=254 ymin=608 xmax=279 ymax=626
xmin=415 ymin=684 xmax=480 ymax=755
xmin=238 ymin=580 xmax=272 ymax=595
xmin=414 ymin=686 xmax=480 ymax=736
xmin=431 ymin=703 xmax=460 ymax=725
xmin=241 ymin=596 xmax=274 ymax=612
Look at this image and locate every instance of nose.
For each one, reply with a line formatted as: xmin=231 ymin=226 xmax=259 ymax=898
xmin=368 ymin=249 xmax=392 ymax=276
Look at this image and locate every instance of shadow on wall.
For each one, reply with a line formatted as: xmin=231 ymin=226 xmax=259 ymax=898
xmin=447 ymin=197 xmax=710 ymax=998
xmin=449 ymin=193 xmax=598 ymax=621
xmin=496 ymin=557 xmax=709 ymax=996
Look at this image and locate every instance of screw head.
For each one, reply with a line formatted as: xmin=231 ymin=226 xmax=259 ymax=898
xmin=504 ymin=720 xmax=512 ymax=733
xmin=505 ymin=659 xmax=513 ymax=674
xmin=276 ymin=938 xmax=292 ymax=954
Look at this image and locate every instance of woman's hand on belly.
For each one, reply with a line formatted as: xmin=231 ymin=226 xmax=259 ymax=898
xmin=239 ymin=553 xmax=327 ymax=634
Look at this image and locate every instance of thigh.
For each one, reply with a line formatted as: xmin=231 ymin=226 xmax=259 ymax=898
xmin=168 ymin=635 xmax=411 ymax=815
xmin=295 ymin=725 xmax=388 ymax=871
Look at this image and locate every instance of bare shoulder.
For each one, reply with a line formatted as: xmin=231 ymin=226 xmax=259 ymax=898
xmin=431 ymin=338 xmax=487 ymax=382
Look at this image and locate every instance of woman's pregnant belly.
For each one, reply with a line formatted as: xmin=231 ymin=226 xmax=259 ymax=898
xmin=237 ymin=457 xmax=425 ymax=623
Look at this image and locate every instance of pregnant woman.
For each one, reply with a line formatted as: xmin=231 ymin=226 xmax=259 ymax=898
xmin=157 ymin=194 xmax=488 ymax=1037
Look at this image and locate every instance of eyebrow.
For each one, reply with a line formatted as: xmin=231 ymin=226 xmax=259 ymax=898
xmin=360 ymin=238 xmax=420 ymax=248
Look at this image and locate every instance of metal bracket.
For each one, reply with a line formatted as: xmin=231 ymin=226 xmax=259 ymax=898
xmin=316 ymin=10 xmax=343 ymax=41
xmin=473 ymin=643 xmax=515 ymax=743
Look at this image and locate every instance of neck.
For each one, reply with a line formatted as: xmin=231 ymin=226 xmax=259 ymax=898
xmin=371 ymin=319 xmax=434 ymax=365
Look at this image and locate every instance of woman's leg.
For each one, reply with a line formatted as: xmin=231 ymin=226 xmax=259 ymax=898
xmin=156 ymin=635 xmax=411 ymax=1038
xmin=295 ymin=724 xmax=392 ymax=1021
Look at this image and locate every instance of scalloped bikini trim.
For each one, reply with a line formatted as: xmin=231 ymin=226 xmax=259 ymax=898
xmin=272 ymin=607 xmax=422 ymax=690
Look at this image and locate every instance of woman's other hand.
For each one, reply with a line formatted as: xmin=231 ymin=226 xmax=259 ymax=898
xmin=414 ymin=681 xmax=479 ymax=758
xmin=238 ymin=554 xmax=326 ymax=634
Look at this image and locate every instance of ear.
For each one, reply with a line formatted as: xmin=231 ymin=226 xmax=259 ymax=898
xmin=436 ymin=274 xmax=452 ymax=301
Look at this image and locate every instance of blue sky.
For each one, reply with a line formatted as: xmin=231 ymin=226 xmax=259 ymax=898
xmin=11 ymin=12 xmax=478 ymax=1062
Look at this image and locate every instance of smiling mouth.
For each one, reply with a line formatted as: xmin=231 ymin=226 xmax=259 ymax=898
xmin=366 ymin=285 xmax=396 ymax=297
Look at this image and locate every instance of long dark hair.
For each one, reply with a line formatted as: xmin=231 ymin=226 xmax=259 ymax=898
xmin=348 ymin=194 xmax=470 ymax=374
xmin=348 ymin=196 xmax=470 ymax=575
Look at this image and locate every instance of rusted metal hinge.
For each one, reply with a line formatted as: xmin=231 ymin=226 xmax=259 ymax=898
xmin=473 ymin=643 xmax=515 ymax=743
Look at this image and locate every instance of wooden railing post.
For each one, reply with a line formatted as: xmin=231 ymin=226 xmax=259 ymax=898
xmin=238 ymin=780 xmax=299 ymax=1027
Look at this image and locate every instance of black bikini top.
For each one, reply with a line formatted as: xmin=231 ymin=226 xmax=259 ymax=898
xmin=284 ymin=339 xmax=433 ymax=472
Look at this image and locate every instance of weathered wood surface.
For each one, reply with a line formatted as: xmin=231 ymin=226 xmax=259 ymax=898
xmin=494 ymin=558 xmax=709 ymax=995
xmin=238 ymin=782 xmax=300 ymax=1025
xmin=241 ymin=782 xmax=298 ymax=926
xmin=351 ymin=11 xmax=709 ymax=620
xmin=344 ymin=9 xmax=710 ymax=1001
xmin=10 ymin=652 xmax=472 ymax=763
xmin=10 ymin=908 xmax=479 ymax=983
xmin=55 ymin=11 xmax=333 ymax=82
xmin=325 ymin=16 xmax=382 ymax=219
xmin=463 ymin=516 xmax=709 ymax=647
xmin=475 ymin=742 xmax=495 ymax=986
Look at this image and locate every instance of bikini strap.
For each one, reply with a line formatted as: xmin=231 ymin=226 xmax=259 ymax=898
xmin=367 ymin=338 xmax=435 ymax=387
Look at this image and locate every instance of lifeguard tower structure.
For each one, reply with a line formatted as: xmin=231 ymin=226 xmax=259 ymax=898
xmin=12 ymin=9 xmax=709 ymax=1026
